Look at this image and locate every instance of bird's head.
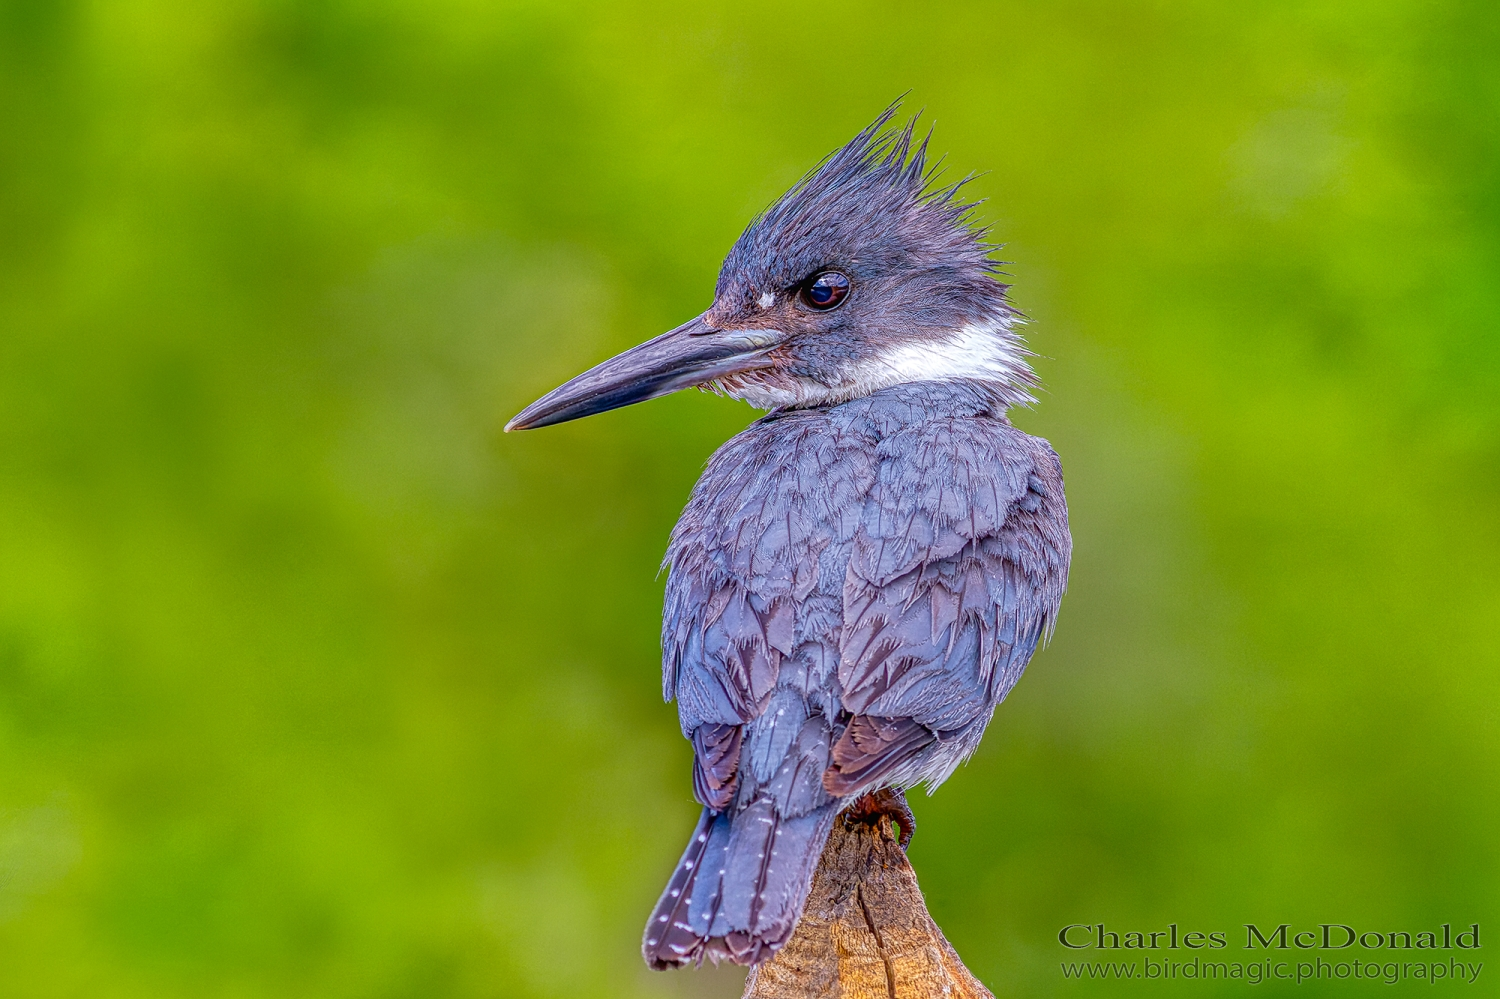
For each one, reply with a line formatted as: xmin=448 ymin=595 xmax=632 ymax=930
xmin=507 ymin=104 xmax=1035 ymax=432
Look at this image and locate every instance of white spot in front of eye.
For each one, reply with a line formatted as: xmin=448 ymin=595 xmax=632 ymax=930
xmin=757 ymin=292 xmax=775 ymax=309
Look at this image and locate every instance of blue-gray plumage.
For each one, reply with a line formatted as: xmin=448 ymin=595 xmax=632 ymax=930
xmin=507 ymin=104 xmax=1071 ymax=970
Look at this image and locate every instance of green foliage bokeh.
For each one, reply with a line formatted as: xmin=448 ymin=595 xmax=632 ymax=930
xmin=0 ymin=2 xmax=1496 ymax=996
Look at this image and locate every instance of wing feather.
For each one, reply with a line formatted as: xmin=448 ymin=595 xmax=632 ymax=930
xmin=829 ymin=418 xmax=1070 ymax=791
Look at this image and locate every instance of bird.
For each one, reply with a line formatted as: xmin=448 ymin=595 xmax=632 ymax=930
xmin=506 ymin=103 xmax=1071 ymax=970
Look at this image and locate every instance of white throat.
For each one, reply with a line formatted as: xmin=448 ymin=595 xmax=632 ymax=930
xmin=868 ymin=317 xmax=1031 ymax=393
xmin=718 ymin=315 xmax=1035 ymax=411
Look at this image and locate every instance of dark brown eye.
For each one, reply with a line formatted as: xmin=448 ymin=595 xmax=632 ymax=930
xmin=801 ymin=271 xmax=850 ymax=311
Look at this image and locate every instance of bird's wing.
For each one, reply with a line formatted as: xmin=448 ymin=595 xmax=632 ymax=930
xmin=827 ymin=419 xmax=1069 ymax=793
xmin=663 ymin=569 xmax=799 ymax=809
xmin=661 ymin=418 xmax=868 ymax=810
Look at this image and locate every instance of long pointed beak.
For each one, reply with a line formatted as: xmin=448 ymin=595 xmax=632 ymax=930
xmin=505 ymin=315 xmax=778 ymax=431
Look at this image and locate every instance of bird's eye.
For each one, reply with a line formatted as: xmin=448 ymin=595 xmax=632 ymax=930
xmin=801 ymin=271 xmax=850 ymax=311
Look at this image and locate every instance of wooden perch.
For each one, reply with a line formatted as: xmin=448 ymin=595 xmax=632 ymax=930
xmin=742 ymin=792 xmax=994 ymax=999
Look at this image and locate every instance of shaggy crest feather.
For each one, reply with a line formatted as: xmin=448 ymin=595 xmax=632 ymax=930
xmin=721 ymin=104 xmax=1003 ymax=291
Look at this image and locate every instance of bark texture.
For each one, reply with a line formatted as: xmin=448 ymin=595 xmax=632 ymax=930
xmin=741 ymin=801 xmax=993 ymax=999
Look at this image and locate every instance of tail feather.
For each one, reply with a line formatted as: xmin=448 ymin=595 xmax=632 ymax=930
xmin=646 ymin=698 xmax=843 ymax=968
xmin=643 ymin=801 xmax=839 ymax=968
xmin=642 ymin=808 xmax=721 ymax=969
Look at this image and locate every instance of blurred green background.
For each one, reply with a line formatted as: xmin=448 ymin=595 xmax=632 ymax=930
xmin=1 ymin=1 xmax=1496 ymax=996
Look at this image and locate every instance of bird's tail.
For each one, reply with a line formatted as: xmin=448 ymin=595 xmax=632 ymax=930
xmin=642 ymin=797 xmax=839 ymax=968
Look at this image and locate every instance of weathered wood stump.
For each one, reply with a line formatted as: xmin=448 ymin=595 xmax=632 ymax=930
xmin=742 ymin=794 xmax=993 ymax=999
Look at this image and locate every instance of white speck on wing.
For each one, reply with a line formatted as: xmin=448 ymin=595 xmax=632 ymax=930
xmin=757 ymin=292 xmax=775 ymax=309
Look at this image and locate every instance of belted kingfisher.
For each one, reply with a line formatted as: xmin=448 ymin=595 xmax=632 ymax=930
xmin=508 ymin=105 xmax=1071 ymax=969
